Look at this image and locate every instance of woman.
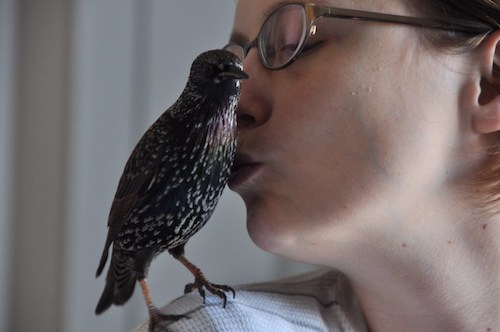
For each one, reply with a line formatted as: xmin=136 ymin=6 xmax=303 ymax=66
xmin=138 ymin=0 xmax=500 ymax=330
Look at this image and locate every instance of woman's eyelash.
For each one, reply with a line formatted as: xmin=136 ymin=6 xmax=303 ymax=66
xmin=300 ymin=40 xmax=322 ymax=55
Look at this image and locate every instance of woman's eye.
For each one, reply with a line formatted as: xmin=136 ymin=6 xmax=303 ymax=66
xmin=297 ymin=23 xmax=329 ymax=57
xmin=299 ymin=40 xmax=322 ymax=56
xmin=280 ymin=43 xmax=299 ymax=57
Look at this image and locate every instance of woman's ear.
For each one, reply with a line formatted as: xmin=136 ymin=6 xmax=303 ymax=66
xmin=472 ymin=31 xmax=500 ymax=134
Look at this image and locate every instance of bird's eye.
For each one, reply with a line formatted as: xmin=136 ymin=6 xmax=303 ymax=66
xmin=204 ymin=64 xmax=218 ymax=78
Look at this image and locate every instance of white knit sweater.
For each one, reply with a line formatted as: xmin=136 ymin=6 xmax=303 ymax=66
xmin=134 ymin=269 xmax=369 ymax=331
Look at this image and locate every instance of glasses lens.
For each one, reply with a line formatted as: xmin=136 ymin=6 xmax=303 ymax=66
xmin=259 ymin=4 xmax=307 ymax=69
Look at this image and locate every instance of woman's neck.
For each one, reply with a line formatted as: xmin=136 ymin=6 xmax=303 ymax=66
xmin=344 ymin=209 xmax=500 ymax=332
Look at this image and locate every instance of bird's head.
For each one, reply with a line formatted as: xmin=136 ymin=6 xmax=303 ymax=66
xmin=188 ymin=49 xmax=248 ymax=95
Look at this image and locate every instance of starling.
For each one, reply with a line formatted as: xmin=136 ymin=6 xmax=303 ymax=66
xmin=95 ymin=49 xmax=248 ymax=328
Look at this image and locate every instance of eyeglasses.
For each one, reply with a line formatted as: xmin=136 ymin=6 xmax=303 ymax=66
xmin=223 ymin=2 xmax=491 ymax=70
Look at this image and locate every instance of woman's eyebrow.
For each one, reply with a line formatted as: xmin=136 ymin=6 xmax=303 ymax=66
xmin=262 ymin=1 xmax=301 ymax=21
xmin=227 ymin=1 xmax=297 ymax=45
xmin=227 ymin=1 xmax=310 ymax=45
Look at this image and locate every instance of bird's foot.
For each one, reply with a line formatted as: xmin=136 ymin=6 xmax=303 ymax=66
xmin=148 ymin=308 xmax=188 ymax=332
xmin=171 ymin=251 xmax=235 ymax=308
xmin=184 ymin=278 xmax=235 ymax=308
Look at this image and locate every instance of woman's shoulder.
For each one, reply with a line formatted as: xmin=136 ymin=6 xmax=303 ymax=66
xmin=134 ymin=269 xmax=368 ymax=331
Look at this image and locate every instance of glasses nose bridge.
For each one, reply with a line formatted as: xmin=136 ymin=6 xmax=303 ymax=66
xmin=242 ymin=39 xmax=258 ymax=58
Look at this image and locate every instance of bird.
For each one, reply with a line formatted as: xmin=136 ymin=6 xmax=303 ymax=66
xmin=94 ymin=49 xmax=248 ymax=329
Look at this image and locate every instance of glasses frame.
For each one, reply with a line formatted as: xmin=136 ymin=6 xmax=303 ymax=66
xmin=224 ymin=2 xmax=491 ymax=70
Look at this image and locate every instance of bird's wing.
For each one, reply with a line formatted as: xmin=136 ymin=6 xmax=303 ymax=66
xmin=107 ymin=168 xmax=155 ymax=233
xmin=110 ymin=136 xmax=170 ymax=231
xmin=96 ymin=157 xmax=159 ymax=276
xmin=96 ymin=118 xmax=179 ymax=276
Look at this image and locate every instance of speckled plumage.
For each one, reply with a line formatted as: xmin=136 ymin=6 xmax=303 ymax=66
xmin=95 ymin=50 xmax=247 ymax=322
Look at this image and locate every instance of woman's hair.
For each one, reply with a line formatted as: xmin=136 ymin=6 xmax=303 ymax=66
xmin=415 ymin=0 xmax=499 ymax=50
xmin=414 ymin=0 xmax=500 ymax=214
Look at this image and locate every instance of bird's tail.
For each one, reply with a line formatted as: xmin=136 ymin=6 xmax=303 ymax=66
xmin=95 ymin=251 xmax=136 ymax=315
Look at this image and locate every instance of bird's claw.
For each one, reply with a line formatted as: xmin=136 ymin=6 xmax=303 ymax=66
xmin=184 ymin=278 xmax=235 ymax=308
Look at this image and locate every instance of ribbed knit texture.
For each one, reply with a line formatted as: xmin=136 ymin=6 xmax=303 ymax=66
xmin=134 ymin=269 xmax=368 ymax=331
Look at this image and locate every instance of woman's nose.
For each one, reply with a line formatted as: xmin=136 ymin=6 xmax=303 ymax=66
xmin=237 ymin=51 xmax=272 ymax=130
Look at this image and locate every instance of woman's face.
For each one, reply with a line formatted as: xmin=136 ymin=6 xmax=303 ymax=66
xmin=228 ymin=0 xmax=476 ymax=264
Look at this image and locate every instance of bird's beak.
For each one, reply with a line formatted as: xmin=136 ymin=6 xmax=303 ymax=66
xmin=220 ymin=66 xmax=249 ymax=81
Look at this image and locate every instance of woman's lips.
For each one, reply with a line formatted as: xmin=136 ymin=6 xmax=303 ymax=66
xmin=228 ymin=153 xmax=261 ymax=190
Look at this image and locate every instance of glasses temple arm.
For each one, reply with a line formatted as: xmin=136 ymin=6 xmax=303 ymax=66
xmin=314 ymin=6 xmax=491 ymax=34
